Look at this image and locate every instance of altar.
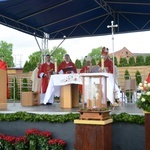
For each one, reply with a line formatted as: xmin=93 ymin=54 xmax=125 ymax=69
xmin=43 ymin=73 xmax=119 ymax=108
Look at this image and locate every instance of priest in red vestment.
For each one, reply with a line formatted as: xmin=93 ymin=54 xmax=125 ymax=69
xmin=38 ymin=54 xmax=55 ymax=105
xmin=58 ymin=54 xmax=77 ymax=74
xmin=0 ymin=59 xmax=9 ymax=98
xmin=98 ymin=47 xmax=113 ymax=74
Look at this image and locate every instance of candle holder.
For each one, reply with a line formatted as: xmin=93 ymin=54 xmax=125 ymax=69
xmin=101 ymin=55 xmax=105 ymax=72
xmin=54 ymin=59 xmax=57 ymax=73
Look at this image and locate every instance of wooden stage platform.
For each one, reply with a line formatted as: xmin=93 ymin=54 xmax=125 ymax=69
xmin=1 ymin=102 xmax=143 ymax=115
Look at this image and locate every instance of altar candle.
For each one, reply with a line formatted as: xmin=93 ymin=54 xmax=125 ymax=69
xmin=101 ymin=56 xmax=104 ymax=71
xmin=55 ymin=59 xmax=57 ymax=73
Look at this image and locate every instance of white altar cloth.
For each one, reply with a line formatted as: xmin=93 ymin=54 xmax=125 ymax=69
xmin=43 ymin=74 xmax=82 ymax=104
xmin=43 ymin=73 xmax=119 ymax=104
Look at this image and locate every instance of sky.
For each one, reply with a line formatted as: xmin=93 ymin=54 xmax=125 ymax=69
xmin=0 ymin=24 xmax=150 ymax=67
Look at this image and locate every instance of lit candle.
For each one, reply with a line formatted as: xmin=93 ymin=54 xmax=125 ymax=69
xmin=55 ymin=59 xmax=57 ymax=73
xmin=101 ymin=56 xmax=104 ymax=71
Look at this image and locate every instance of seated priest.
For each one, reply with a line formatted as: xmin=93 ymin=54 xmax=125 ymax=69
xmin=98 ymin=47 xmax=113 ymax=74
xmin=58 ymin=54 xmax=77 ymax=74
xmin=80 ymin=55 xmax=92 ymax=73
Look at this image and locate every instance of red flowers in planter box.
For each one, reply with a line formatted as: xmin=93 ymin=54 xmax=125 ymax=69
xmin=48 ymin=138 xmax=67 ymax=150
xmin=0 ymin=129 xmax=66 ymax=150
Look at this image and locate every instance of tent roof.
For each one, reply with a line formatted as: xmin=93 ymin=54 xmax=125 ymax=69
xmin=0 ymin=0 xmax=150 ymax=39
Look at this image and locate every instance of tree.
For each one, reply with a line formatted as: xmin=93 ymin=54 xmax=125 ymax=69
xmin=136 ymin=55 xmax=145 ymax=66
xmin=135 ymin=70 xmax=142 ymax=86
xmin=88 ymin=47 xmax=102 ymax=63
xmin=23 ymin=47 xmax=67 ymax=72
xmin=10 ymin=77 xmax=19 ymax=100
xmin=114 ymin=57 xmax=118 ymax=66
xmin=75 ymin=59 xmax=81 ymax=69
xmin=124 ymin=70 xmax=130 ymax=80
xmin=50 ymin=47 xmax=67 ymax=63
xmin=91 ymin=58 xmax=96 ymax=65
xmin=0 ymin=41 xmax=14 ymax=67
xmin=129 ymin=56 xmax=136 ymax=66
xmin=145 ymin=55 xmax=150 ymax=66
xmin=119 ymin=58 xmax=128 ymax=67
xmin=23 ymin=61 xmax=32 ymax=73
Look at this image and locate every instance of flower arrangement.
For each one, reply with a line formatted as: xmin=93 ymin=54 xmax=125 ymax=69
xmin=0 ymin=129 xmax=66 ymax=150
xmin=136 ymin=80 xmax=150 ymax=112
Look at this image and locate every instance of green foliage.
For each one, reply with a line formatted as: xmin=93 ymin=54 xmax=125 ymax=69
xmin=75 ymin=59 xmax=81 ymax=69
xmin=88 ymin=47 xmax=102 ymax=63
xmin=82 ymin=58 xmax=86 ymax=67
xmin=111 ymin=112 xmax=144 ymax=124
xmin=10 ymin=77 xmax=19 ymax=100
xmin=50 ymin=47 xmax=67 ymax=62
xmin=119 ymin=58 xmax=128 ymax=67
xmin=91 ymin=58 xmax=96 ymax=65
xmin=145 ymin=55 xmax=150 ymax=66
xmin=22 ymin=78 xmax=28 ymax=92
xmin=23 ymin=61 xmax=32 ymax=73
xmin=114 ymin=57 xmax=118 ymax=66
xmin=0 ymin=40 xmax=14 ymax=67
xmin=136 ymin=55 xmax=145 ymax=66
xmin=135 ymin=70 xmax=142 ymax=86
xmin=0 ymin=111 xmax=144 ymax=124
xmin=124 ymin=70 xmax=130 ymax=79
xmin=129 ymin=56 xmax=136 ymax=66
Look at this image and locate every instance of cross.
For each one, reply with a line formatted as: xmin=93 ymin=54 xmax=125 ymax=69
xmin=107 ymin=21 xmax=118 ymax=104
xmin=107 ymin=21 xmax=118 ymax=35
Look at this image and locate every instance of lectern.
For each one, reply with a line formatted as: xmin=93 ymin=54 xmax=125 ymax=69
xmin=60 ymin=84 xmax=79 ymax=108
xmin=0 ymin=69 xmax=7 ymax=109
xmin=74 ymin=73 xmax=112 ymax=150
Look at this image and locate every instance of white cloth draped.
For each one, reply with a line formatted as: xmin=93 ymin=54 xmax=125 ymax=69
xmin=43 ymin=73 xmax=119 ymax=104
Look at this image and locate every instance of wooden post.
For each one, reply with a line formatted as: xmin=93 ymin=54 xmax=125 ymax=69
xmin=145 ymin=113 xmax=150 ymax=150
xmin=74 ymin=119 xmax=112 ymax=150
xmin=0 ymin=69 xmax=7 ymax=109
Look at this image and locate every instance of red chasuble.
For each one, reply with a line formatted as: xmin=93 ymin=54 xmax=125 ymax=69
xmin=78 ymin=66 xmax=90 ymax=94
xmin=38 ymin=62 xmax=55 ymax=93
xmin=58 ymin=61 xmax=77 ymax=74
xmin=98 ymin=58 xmax=113 ymax=74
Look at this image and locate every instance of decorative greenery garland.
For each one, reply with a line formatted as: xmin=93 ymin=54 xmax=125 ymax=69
xmin=0 ymin=111 xmax=145 ymax=124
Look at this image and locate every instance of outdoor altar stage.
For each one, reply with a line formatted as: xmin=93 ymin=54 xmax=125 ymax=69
xmin=1 ymin=102 xmax=143 ymax=115
xmin=0 ymin=102 xmax=145 ymax=150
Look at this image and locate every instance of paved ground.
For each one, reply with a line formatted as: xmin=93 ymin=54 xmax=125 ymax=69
xmin=1 ymin=101 xmax=143 ymax=115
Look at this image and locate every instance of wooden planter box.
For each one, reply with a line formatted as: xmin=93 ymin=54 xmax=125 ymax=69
xmin=21 ymin=92 xmax=40 ymax=106
xmin=79 ymin=110 xmax=110 ymax=120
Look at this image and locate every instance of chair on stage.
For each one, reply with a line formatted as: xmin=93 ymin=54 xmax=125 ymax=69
xmin=121 ymin=79 xmax=137 ymax=103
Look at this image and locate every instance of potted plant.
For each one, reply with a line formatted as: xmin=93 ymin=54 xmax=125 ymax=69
xmin=136 ymin=80 xmax=150 ymax=112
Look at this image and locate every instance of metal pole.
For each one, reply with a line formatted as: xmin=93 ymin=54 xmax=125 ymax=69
xmin=107 ymin=21 xmax=118 ymax=103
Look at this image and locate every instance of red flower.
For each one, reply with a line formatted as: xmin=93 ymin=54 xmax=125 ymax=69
xmin=0 ymin=134 xmax=4 ymax=139
xmin=38 ymin=131 xmax=52 ymax=138
xmin=25 ymin=128 xmax=40 ymax=135
xmin=15 ymin=136 xmax=27 ymax=144
xmin=48 ymin=138 xmax=66 ymax=146
xmin=3 ymin=135 xmax=15 ymax=143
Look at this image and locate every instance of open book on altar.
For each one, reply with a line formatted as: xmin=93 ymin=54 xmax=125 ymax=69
xmin=90 ymin=65 xmax=108 ymax=73
xmin=62 ymin=66 xmax=74 ymax=73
